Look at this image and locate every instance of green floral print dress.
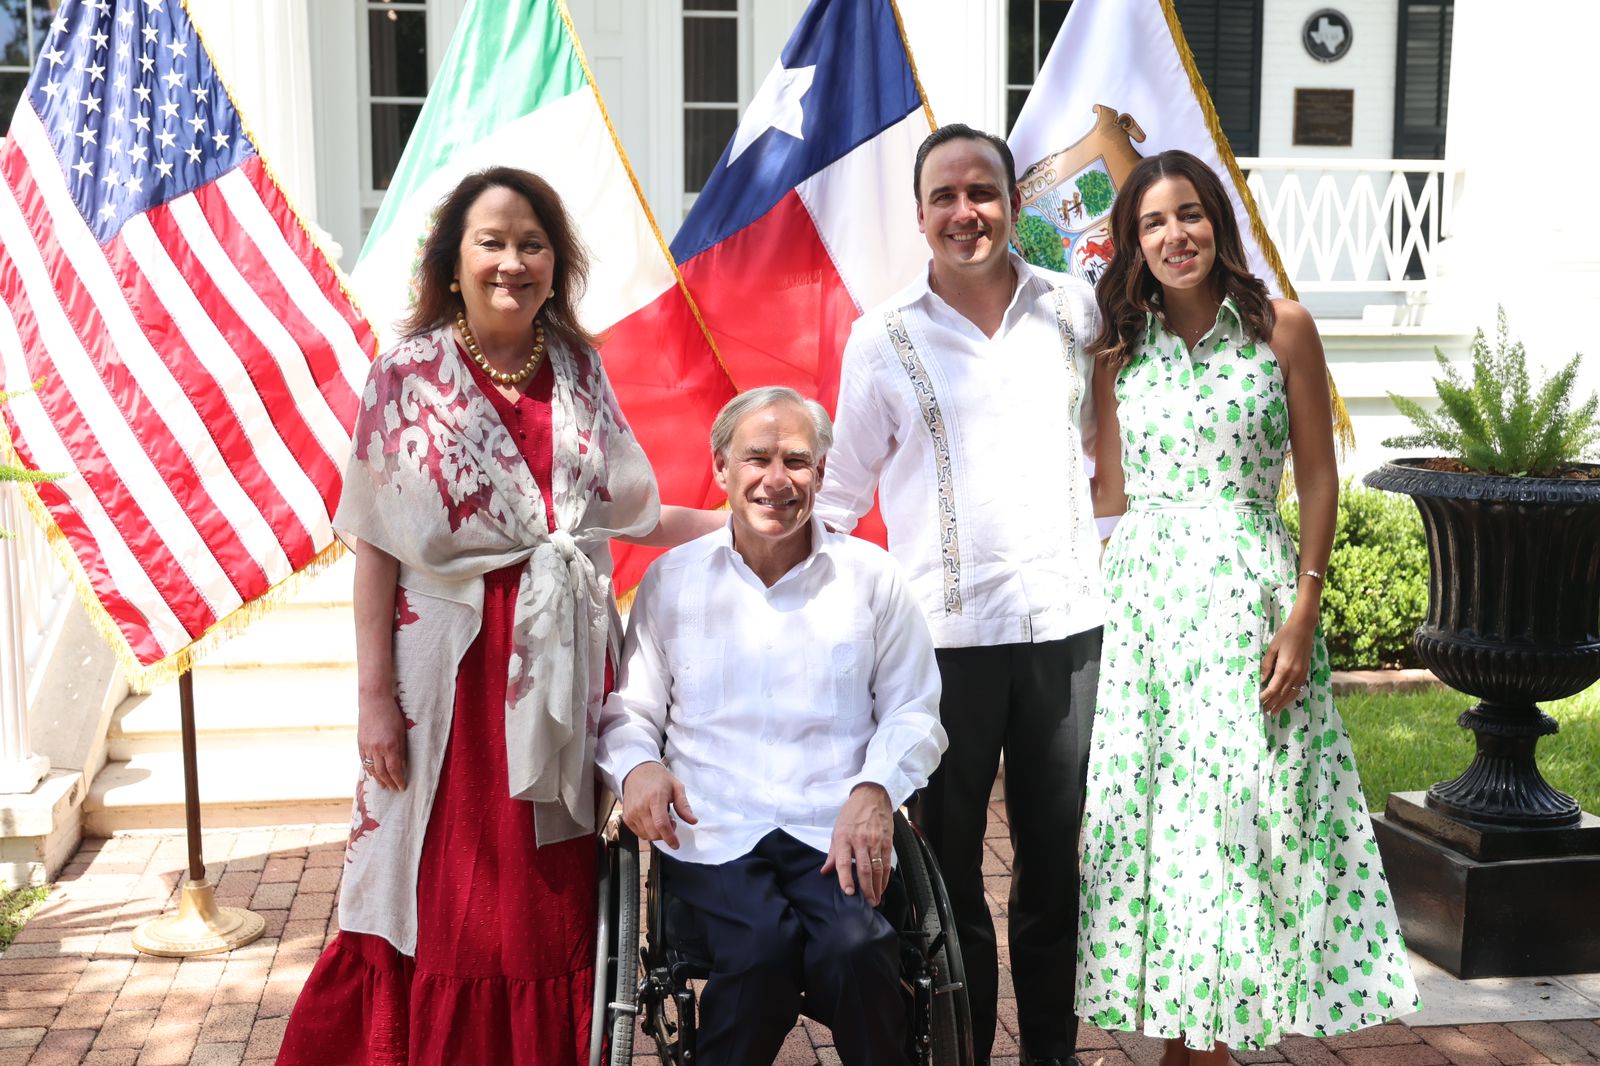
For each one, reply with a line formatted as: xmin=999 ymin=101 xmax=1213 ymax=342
xmin=1075 ymin=299 xmax=1420 ymax=1051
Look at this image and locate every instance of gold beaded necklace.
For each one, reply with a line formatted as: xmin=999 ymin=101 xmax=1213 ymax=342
xmin=456 ymin=311 xmax=546 ymax=386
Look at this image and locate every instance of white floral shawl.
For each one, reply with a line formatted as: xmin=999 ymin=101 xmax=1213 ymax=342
xmin=332 ymin=324 xmax=658 ymax=953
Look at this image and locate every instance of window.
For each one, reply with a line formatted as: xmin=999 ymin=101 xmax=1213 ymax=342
xmin=682 ymin=0 xmax=740 ymax=195
xmin=361 ymin=0 xmax=428 ymax=202
xmin=1005 ymin=0 xmax=1072 ymax=134
xmin=1171 ymin=0 xmax=1262 ymax=157
xmin=0 ymin=0 xmax=55 ymax=138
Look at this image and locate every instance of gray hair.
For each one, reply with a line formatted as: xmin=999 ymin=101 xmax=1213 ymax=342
xmin=710 ymin=386 xmax=834 ymax=459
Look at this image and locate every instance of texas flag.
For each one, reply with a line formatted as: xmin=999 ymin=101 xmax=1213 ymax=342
xmin=671 ymin=0 xmax=933 ymax=413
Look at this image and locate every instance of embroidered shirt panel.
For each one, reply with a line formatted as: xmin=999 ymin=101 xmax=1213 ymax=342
xmin=885 ymin=308 xmax=963 ymax=616
xmin=817 ymin=255 xmax=1106 ymax=647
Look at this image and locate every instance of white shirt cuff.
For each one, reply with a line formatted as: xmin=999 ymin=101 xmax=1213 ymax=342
xmin=848 ymin=765 xmax=916 ymax=812
xmin=599 ymin=750 xmax=663 ymax=800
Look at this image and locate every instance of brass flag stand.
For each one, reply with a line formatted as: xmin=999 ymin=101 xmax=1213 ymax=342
xmin=132 ymin=671 xmax=265 ymax=957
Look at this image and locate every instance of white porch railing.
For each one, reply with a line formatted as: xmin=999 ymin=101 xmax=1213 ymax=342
xmin=0 ymin=482 xmax=64 ymax=794
xmin=1235 ymin=158 xmax=1462 ymax=294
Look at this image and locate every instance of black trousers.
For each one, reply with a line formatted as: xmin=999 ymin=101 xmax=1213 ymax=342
xmin=657 ymin=830 xmax=905 ymax=1066
xmin=913 ymin=629 xmax=1102 ymax=1062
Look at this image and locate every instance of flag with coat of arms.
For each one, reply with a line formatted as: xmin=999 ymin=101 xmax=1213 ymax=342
xmin=1008 ymin=0 xmax=1292 ymax=295
xmin=1007 ymin=0 xmax=1354 ymax=443
xmin=0 ymin=0 xmax=375 ymax=685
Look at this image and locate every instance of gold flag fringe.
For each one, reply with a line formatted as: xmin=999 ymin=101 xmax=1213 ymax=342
xmin=3 ymin=6 xmax=372 ymax=690
xmin=1156 ymin=0 xmax=1355 ymax=456
xmin=3 ymin=416 xmax=348 ymax=690
xmin=556 ymin=0 xmax=736 ymax=394
xmin=889 ymin=0 xmax=939 ymax=132
xmin=124 ymin=538 xmax=349 ymax=692
xmin=182 ymin=0 xmax=380 ymax=365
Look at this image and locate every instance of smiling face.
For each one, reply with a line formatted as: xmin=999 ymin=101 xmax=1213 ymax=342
xmin=454 ymin=185 xmax=556 ymax=332
xmin=916 ymin=137 xmax=1020 ymax=283
xmin=713 ymin=401 xmax=823 ymax=558
xmin=1135 ymin=175 xmax=1218 ymax=295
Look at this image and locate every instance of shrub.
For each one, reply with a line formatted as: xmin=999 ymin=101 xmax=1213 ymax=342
xmin=1282 ymin=480 xmax=1428 ymax=669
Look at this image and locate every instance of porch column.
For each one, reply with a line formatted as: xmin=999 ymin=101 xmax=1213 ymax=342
xmin=0 ymin=484 xmax=51 ymax=795
xmin=185 ymin=0 xmax=319 ymax=221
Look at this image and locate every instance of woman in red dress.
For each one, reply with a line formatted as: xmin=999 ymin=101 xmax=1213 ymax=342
xmin=277 ymin=168 xmax=673 ymax=1064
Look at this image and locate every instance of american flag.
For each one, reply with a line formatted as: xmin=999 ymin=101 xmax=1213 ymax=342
xmin=0 ymin=0 xmax=375 ymax=679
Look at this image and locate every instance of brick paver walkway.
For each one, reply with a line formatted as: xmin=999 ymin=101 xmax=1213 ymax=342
xmin=3 ymin=804 xmax=1598 ymax=1065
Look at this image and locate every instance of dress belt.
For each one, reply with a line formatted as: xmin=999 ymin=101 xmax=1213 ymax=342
xmin=1127 ymin=498 xmax=1277 ymax=514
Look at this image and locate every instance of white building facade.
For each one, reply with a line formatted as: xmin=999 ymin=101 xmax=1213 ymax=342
xmin=1 ymin=0 xmax=1596 ymax=877
xmin=192 ymin=0 xmax=1488 ymax=478
xmin=1 ymin=0 xmax=1493 ymax=473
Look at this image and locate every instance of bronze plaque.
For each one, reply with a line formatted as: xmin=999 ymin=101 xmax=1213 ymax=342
xmin=1293 ymin=88 xmax=1355 ymax=147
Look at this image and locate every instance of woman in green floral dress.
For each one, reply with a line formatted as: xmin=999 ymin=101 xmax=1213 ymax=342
xmin=1076 ymin=150 xmax=1419 ymax=1066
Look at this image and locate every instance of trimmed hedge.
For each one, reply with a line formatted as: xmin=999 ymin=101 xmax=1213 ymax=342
xmin=1281 ymin=480 xmax=1428 ymax=669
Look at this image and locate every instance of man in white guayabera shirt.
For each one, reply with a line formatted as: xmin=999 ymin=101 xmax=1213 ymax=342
xmin=813 ymin=124 xmax=1109 ymax=1066
xmin=597 ymin=387 xmax=947 ymax=1066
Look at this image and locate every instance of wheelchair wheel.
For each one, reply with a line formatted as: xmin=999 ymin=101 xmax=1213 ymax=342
xmin=640 ymin=851 xmax=695 ymax=1064
xmin=894 ymin=814 xmax=975 ymax=1066
xmin=591 ymin=828 xmax=640 ymax=1065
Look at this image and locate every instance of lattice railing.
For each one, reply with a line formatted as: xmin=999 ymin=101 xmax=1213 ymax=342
xmin=1236 ymin=158 xmax=1461 ymax=294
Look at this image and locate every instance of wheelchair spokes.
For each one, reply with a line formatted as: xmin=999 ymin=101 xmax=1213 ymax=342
xmin=595 ymin=814 xmax=973 ymax=1066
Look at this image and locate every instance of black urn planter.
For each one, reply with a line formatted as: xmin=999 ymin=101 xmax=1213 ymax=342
xmin=1363 ymin=459 xmax=1600 ymax=829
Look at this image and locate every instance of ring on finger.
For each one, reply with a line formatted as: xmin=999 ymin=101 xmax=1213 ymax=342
xmin=870 ymin=857 xmax=884 ymax=866
xmin=361 ymin=756 xmax=375 ymax=768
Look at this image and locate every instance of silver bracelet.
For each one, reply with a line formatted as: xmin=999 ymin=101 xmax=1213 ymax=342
xmin=1297 ymin=569 xmax=1325 ymax=583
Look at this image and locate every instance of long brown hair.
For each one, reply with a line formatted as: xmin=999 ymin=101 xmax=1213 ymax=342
xmin=1089 ymin=150 xmax=1273 ymax=369
xmin=399 ymin=166 xmax=598 ymax=353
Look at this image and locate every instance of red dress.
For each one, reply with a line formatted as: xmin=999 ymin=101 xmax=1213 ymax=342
xmin=278 ymin=356 xmax=597 ymax=1065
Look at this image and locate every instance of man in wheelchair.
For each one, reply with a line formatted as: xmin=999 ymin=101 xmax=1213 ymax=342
xmin=597 ymin=386 xmax=948 ymax=1066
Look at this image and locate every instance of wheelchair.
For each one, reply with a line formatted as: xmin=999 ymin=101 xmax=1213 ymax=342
xmin=590 ymin=809 xmax=974 ymax=1065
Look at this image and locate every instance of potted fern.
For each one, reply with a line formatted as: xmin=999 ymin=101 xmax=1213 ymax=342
xmin=1364 ymin=308 xmax=1600 ymax=830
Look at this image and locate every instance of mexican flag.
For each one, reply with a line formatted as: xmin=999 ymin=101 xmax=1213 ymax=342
xmin=351 ymin=0 xmax=734 ymax=591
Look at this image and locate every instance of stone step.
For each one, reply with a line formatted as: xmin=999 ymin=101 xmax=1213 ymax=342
xmin=84 ymin=557 xmax=366 ymax=833
xmin=283 ymin=555 xmax=355 ymax=608
xmin=199 ymin=601 xmax=356 ymax=669
xmin=108 ymin=666 xmax=357 ymax=758
xmin=84 ymin=747 xmax=358 ymax=833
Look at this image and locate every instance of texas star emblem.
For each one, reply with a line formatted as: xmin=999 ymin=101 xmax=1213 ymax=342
xmin=1016 ymin=105 xmax=1147 ymax=286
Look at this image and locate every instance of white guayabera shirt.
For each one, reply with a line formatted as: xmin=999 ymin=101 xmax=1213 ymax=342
xmin=596 ymin=516 xmax=948 ymax=866
xmin=816 ymin=252 xmax=1107 ymax=649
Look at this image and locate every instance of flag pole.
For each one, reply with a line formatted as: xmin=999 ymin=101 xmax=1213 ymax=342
xmin=131 ymin=671 xmax=265 ymax=957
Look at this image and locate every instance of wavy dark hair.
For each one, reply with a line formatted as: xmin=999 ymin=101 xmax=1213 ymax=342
xmin=399 ymin=166 xmax=597 ymax=352
xmin=1089 ymin=150 xmax=1273 ymax=369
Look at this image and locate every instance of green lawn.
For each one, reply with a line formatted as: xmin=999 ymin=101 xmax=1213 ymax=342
xmin=1341 ymin=682 xmax=1600 ymax=814
xmin=0 ymin=884 xmax=49 ymax=952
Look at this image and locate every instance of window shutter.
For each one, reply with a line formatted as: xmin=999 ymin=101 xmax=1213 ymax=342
xmin=1171 ymin=0 xmax=1263 ymax=157
xmin=1394 ymin=1 xmax=1453 ymax=159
